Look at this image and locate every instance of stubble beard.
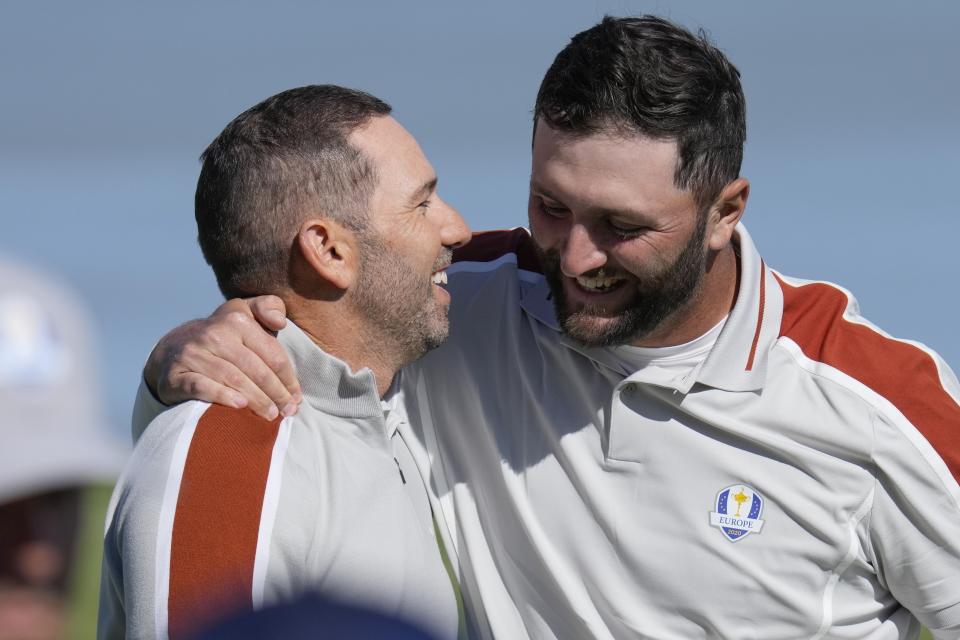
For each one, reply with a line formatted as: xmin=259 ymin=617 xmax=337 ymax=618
xmin=350 ymin=232 xmax=452 ymax=364
xmin=539 ymin=214 xmax=709 ymax=348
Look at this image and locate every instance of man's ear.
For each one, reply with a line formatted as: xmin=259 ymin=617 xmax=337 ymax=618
xmin=296 ymin=218 xmax=358 ymax=291
xmin=706 ymin=177 xmax=750 ymax=251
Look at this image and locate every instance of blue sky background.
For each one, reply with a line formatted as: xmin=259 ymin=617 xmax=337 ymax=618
xmin=2 ymin=1 xmax=957 ymax=438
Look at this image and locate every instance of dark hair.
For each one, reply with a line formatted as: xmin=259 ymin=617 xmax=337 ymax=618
xmin=195 ymin=85 xmax=392 ymax=299
xmin=535 ymin=15 xmax=746 ymax=209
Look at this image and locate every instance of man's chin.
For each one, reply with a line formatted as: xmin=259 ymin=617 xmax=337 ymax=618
xmin=423 ymin=320 xmax=449 ymax=353
xmin=409 ymin=310 xmax=450 ymax=359
xmin=559 ymin=310 xmax=645 ymax=348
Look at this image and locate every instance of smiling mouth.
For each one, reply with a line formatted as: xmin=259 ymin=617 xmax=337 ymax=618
xmin=431 ymin=270 xmax=448 ymax=285
xmin=574 ymin=272 xmax=626 ymax=293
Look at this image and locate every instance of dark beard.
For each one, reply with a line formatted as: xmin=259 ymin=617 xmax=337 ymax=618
xmin=538 ymin=215 xmax=708 ymax=347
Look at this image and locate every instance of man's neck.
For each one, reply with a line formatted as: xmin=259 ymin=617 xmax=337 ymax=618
xmin=286 ymin=301 xmax=402 ymax=398
xmin=629 ymin=244 xmax=740 ymax=348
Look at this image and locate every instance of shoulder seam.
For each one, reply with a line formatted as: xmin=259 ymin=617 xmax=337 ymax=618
xmin=776 ymin=337 xmax=960 ymax=508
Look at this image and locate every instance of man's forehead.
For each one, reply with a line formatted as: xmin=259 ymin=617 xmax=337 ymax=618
xmin=350 ymin=115 xmax=435 ymax=201
xmin=532 ymin=120 xmax=679 ymax=164
xmin=531 ymin=123 xmax=682 ymax=202
xmin=349 ymin=115 xmax=412 ymax=160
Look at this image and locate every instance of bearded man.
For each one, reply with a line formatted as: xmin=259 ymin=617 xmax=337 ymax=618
xmin=135 ymin=17 xmax=960 ymax=640
xmin=98 ymin=85 xmax=470 ymax=639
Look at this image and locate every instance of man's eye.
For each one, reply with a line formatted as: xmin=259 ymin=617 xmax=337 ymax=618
xmin=609 ymin=222 xmax=646 ymax=238
xmin=539 ymin=201 xmax=568 ymax=218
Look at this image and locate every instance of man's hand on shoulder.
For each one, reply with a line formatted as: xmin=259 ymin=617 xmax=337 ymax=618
xmin=143 ymin=296 xmax=301 ymax=420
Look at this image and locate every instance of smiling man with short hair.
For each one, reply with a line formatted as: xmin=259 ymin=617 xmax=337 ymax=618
xmin=99 ymin=85 xmax=470 ymax=639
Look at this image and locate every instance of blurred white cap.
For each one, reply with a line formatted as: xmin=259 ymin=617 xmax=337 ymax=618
xmin=0 ymin=257 xmax=128 ymax=504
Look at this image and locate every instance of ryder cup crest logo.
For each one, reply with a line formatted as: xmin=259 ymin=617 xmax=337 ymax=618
xmin=709 ymin=484 xmax=765 ymax=542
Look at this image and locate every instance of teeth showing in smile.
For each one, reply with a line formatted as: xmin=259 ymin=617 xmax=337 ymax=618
xmin=432 ymin=270 xmax=448 ymax=285
xmin=576 ymin=274 xmax=624 ymax=292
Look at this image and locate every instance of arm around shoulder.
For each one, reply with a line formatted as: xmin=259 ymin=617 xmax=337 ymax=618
xmin=139 ymin=297 xmax=301 ymax=423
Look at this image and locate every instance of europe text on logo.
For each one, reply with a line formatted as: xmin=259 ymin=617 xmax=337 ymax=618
xmin=709 ymin=484 xmax=765 ymax=542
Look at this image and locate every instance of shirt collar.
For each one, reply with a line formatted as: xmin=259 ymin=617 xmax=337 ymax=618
xmin=278 ymin=321 xmax=384 ymax=420
xmin=519 ymin=223 xmax=782 ymax=393
xmin=694 ymin=224 xmax=783 ymax=392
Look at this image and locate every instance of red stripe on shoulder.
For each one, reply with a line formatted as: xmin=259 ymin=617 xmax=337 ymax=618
xmin=776 ymin=274 xmax=960 ymax=485
xmin=168 ymin=405 xmax=282 ymax=638
xmin=745 ymin=261 xmax=766 ymax=371
xmin=453 ymin=229 xmax=543 ymax=273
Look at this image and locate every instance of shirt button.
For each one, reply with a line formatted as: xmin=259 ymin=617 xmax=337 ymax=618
xmin=622 ymin=383 xmax=637 ymax=395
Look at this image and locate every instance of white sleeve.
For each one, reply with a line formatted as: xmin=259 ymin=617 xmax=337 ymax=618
xmin=98 ymin=402 xmax=204 ymax=639
xmin=101 ymin=402 xmax=307 ymax=638
xmin=131 ymin=375 xmax=169 ymax=443
xmin=96 ymin=548 xmax=125 ymax=640
xmin=868 ymin=405 xmax=960 ymax=635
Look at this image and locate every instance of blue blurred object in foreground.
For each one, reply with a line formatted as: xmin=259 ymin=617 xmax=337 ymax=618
xmin=197 ymin=592 xmax=439 ymax=640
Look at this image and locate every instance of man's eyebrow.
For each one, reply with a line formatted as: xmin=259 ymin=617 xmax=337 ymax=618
xmin=593 ymin=206 xmax=655 ymax=223
xmin=530 ymin=179 xmax=654 ymax=221
xmin=529 ymin=180 xmax=561 ymax=203
xmin=407 ymin=177 xmax=438 ymax=206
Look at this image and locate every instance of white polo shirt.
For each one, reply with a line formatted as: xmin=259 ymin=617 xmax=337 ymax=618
xmin=390 ymin=224 xmax=960 ymax=639
xmin=106 ymin=322 xmax=459 ymax=639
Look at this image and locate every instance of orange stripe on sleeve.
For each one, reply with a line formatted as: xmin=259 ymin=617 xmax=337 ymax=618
xmin=168 ymin=405 xmax=282 ymax=639
xmin=776 ymin=274 xmax=960 ymax=485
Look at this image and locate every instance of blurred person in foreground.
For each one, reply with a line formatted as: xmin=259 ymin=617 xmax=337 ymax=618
xmin=97 ymin=85 xmax=469 ymax=640
xmin=0 ymin=258 xmax=127 ymax=640
xmin=138 ymin=16 xmax=959 ymax=640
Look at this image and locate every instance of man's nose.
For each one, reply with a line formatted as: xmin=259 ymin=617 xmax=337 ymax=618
xmin=440 ymin=199 xmax=471 ymax=249
xmin=560 ymin=223 xmax=606 ymax=277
